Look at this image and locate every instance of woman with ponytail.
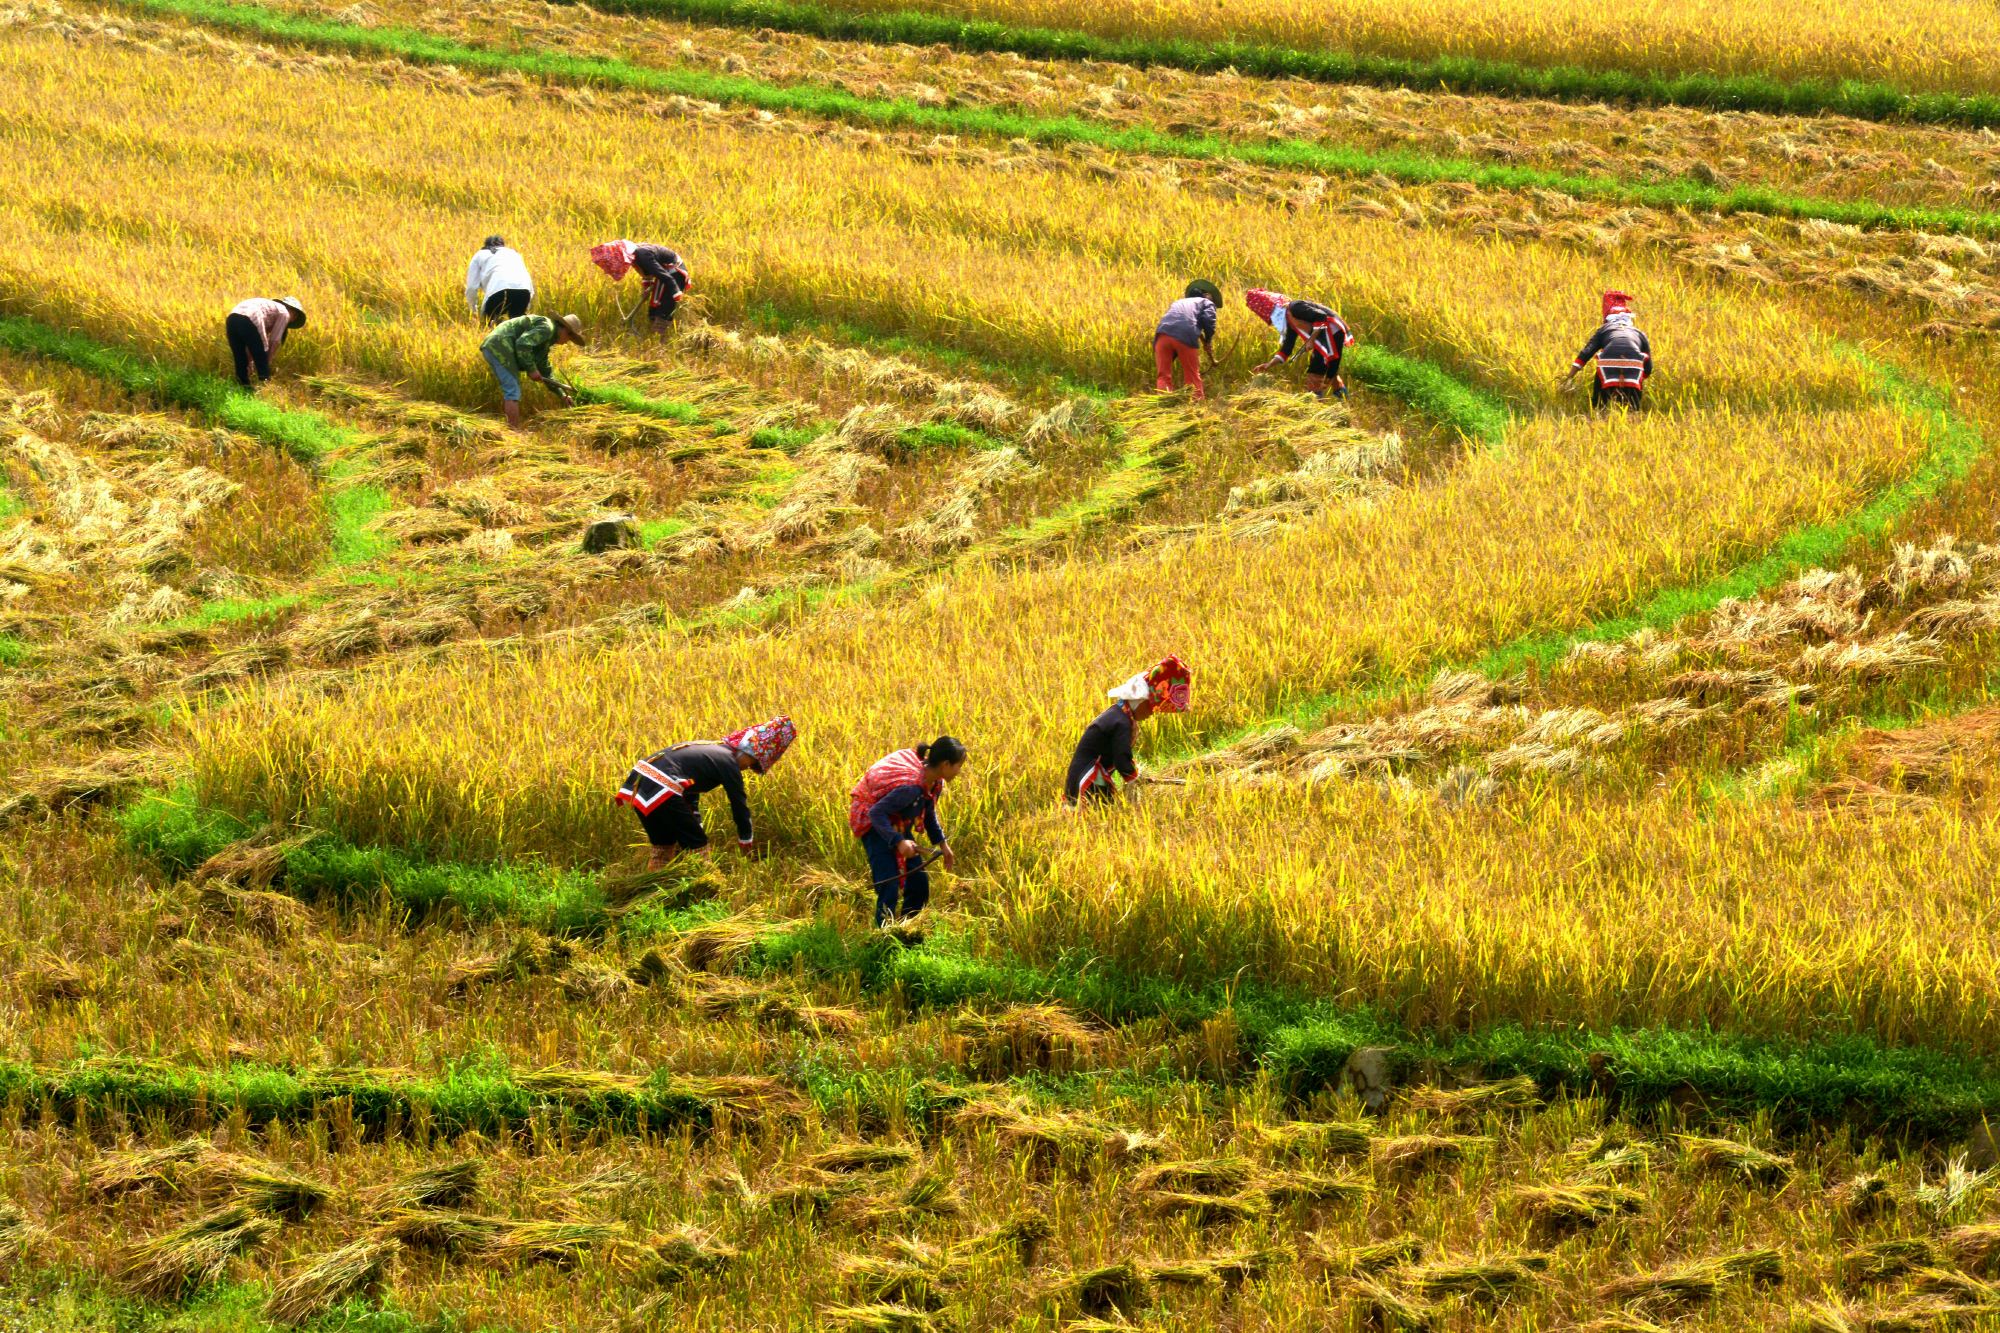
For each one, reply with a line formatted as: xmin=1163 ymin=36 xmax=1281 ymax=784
xmin=848 ymin=736 xmax=968 ymax=927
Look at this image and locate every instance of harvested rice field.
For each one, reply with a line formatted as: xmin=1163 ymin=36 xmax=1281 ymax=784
xmin=11 ymin=0 xmax=2000 ymax=1328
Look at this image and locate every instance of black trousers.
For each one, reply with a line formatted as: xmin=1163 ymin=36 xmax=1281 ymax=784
xmin=482 ymin=288 xmax=531 ymax=324
xmin=863 ymin=829 xmax=930 ymax=926
xmin=1592 ymin=382 xmax=1643 ymax=410
xmin=225 ymin=313 xmax=271 ymax=387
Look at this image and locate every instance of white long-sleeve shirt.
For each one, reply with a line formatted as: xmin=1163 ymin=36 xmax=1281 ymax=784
xmin=464 ymin=246 xmax=534 ymax=311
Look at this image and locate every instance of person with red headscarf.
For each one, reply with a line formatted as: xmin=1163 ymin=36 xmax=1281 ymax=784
xmin=591 ymin=240 xmax=692 ymax=332
xmin=1245 ymin=289 xmax=1353 ymax=400
xmin=1063 ymin=656 xmax=1192 ymax=806
xmin=615 ymin=716 xmax=796 ymax=868
xmin=848 ymin=736 xmax=968 ymax=926
xmin=1564 ymin=290 xmax=1652 ymax=410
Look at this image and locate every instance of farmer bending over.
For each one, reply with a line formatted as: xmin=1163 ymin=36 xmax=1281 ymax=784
xmin=1154 ymin=279 xmax=1220 ymax=401
xmin=1563 ymin=289 xmax=1652 ymax=411
xmin=480 ymin=312 xmax=584 ymax=430
xmin=615 ymin=716 xmax=797 ymax=869
xmin=1064 ymin=656 xmax=1191 ymax=806
xmin=224 ymin=296 xmax=305 ymax=390
xmin=465 ymin=234 xmax=535 ymax=325
xmin=848 ymin=736 xmax=967 ymax=927
xmin=1246 ymin=289 xmax=1353 ymax=399
xmin=591 ymin=240 xmax=692 ymax=332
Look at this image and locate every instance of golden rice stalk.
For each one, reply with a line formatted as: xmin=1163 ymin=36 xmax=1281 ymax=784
xmin=1675 ymin=1134 xmax=1793 ymax=1185
xmin=949 ymin=1100 xmax=1159 ymax=1173
xmin=1128 ymin=1157 xmax=1257 ymax=1198
xmin=374 ymin=1208 xmax=504 ymax=1256
xmin=1411 ymin=1253 xmax=1551 ymax=1304
xmin=1044 ymin=1260 xmax=1152 ymax=1317
xmin=1598 ymin=1250 xmax=1783 ymax=1313
xmin=1019 ymin=397 xmax=1101 ymax=454
xmin=1374 ymin=1134 xmax=1485 ymax=1178
xmin=376 ymin=1161 xmax=482 ymax=1212
xmin=482 ymin=1219 xmax=628 ymax=1268
xmin=116 ymin=1204 xmax=280 ymax=1299
xmin=1146 ymin=1189 xmax=1268 ymax=1227
xmin=1842 ymin=1238 xmax=1941 ymax=1289
xmin=808 ymin=1143 xmax=922 ymax=1175
xmin=1237 ymin=1119 xmax=1372 ymax=1160
xmin=853 ymin=1169 xmax=964 ymax=1228
xmin=819 ymin=1304 xmax=940 ymax=1333
xmin=1829 ymin=1173 xmax=1897 ymax=1222
xmin=600 ymin=863 xmax=722 ymax=914
xmin=1144 ymin=1248 xmax=1279 ymax=1290
xmin=645 ymin=1224 xmax=738 ymax=1283
xmin=1943 ymin=1221 xmax=2000 ymax=1275
xmin=668 ymin=1073 xmax=809 ymax=1119
xmin=677 ymin=915 xmax=781 ymax=973
xmin=262 ymin=1238 xmax=398 ymax=1324
xmin=0 ymin=1203 xmax=45 ymax=1272
xmin=837 ymin=1255 xmax=947 ymax=1311
xmin=1311 ymin=1235 xmax=1424 ymax=1279
xmin=952 ymin=1210 xmax=1052 ymax=1268
xmin=24 ymin=954 xmax=89 ymax=1004
xmin=87 ymin=1138 xmax=214 ymax=1197
xmin=1507 ymin=1182 xmax=1645 ymax=1232
xmin=561 ymin=963 xmax=636 ymax=1002
xmin=1910 ymin=1267 xmax=2000 ymax=1302
xmin=1261 ymin=1171 xmax=1373 ymax=1208
xmin=210 ymin=1155 xmax=331 ymax=1221
xmin=1406 ymin=1076 xmax=1539 ymax=1120
xmin=1344 ymin=1276 xmax=1437 ymax=1331
xmin=951 ymin=1003 xmax=1100 ymax=1075
xmin=1913 ymin=1155 xmax=1997 ymax=1223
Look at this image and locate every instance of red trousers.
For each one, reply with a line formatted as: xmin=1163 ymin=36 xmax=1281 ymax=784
xmin=1153 ymin=334 xmax=1204 ymax=400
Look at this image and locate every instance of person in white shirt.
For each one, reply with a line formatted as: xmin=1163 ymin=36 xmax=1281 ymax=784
xmin=465 ymin=236 xmax=534 ymax=325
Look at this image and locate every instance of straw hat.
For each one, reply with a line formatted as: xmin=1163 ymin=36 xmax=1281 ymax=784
xmin=276 ymin=296 xmax=306 ymax=328
xmin=556 ymin=313 xmax=587 ymax=345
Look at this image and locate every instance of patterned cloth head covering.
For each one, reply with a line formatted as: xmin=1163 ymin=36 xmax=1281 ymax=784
xmin=1146 ymin=654 xmax=1192 ymax=713
xmin=723 ymin=715 xmax=797 ymax=773
xmin=1106 ymin=656 xmax=1192 ymax=712
xmin=1243 ymin=288 xmax=1283 ymax=324
xmin=1602 ymin=289 xmax=1633 ymax=317
xmin=590 ymin=240 xmax=638 ymax=281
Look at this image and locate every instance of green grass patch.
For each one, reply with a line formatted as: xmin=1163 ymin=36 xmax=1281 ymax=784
xmin=0 ymin=313 xmax=352 ymax=466
xmin=117 ymin=789 xmax=698 ymax=937
xmin=327 ymin=483 xmax=393 ymax=568
xmin=117 ymin=0 xmax=2000 ymax=241
xmin=749 ymin=423 xmax=831 ymax=452
xmin=158 ymin=593 xmax=307 ymax=632
xmin=0 ymin=1269 xmax=440 ymax=1333
xmin=637 ymin=517 xmax=691 ymax=547
xmin=1346 ymin=344 xmax=1511 ymax=446
xmin=559 ymin=0 xmax=2000 ymax=131
xmin=0 ymin=634 xmax=26 ymax=668
xmin=572 ymin=379 xmax=705 ymax=424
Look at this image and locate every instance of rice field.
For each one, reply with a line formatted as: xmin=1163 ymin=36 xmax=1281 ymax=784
xmin=10 ymin=0 xmax=2000 ymax=1328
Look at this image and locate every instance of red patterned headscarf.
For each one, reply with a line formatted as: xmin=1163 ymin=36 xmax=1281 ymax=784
xmin=1601 ymin=290 xmax=1633 ymax=317
xmin=1146 ymin=655 xmax=1192 ymax=714
xmin=723 ymin=715 xmax=797 ymax=773
xmin=591 ymin=240 xmax=638 ymax=281
xmin=1243 ymin=289 xmax=1283 ymax=324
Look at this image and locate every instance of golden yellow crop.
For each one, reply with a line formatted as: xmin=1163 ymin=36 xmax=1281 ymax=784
xmin=821 ymin=0 xmax=2000 ymax=98
xmin=0 ymin=28 xmax=1868 ymax=411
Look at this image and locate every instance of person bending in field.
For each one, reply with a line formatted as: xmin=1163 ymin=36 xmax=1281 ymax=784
xmin=465 ymin=234 xmax=535 ymax=325
xmin=1246 ymin=288 xmax=1353 ymax=400
xmin=849 ymin=736 xmax=966 ymax=927
xmin=1563 ymin=290 xmax=1652 ymax=411
xmin=480 ymin=312 xmax=584 ymax=430
xmin=616 ymin=716 xmax=797 ymax=870
xmin=1154 ymin=279 xmax=1221 ymax=401
xmin=224 ymin=296 xmax=305 ymax=390
xmin=1064 ymin=656 xmax=1191 ymax=806
xmin=591 ymin=239 xmax=692 ymax=332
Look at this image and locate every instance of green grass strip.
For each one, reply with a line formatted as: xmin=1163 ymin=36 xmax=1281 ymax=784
xmin=1346 ymin=345 xmax=1510 ymax=446
xmin=559 ymin=0 xmax=2000 ymax=131
xmin=0 ymin=1269 xmax=446 ymax=1333
xmin=0 ymin=314 xmax=348 ymax=466
xmin=571 ymin=379 xmax=704 ymax=424
xmin=117 ymin=0 xmax=2000 ymax=241
xmin=1471 ymin=356 xmax=1985 ymax=679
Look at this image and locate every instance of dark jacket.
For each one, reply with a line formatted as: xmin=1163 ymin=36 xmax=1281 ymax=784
xmin=1276 ymin=300 xmax=1350 ymax=365
xmin=632 ymin=244 xmax=691 ymax=300
xmin=1064 ymin=703 xmax=1138 ymax=802
xmin=866 ymin=784 xmax=947 ymax=845
xmin=620 ymin=743 xmax=753 ymax=843
xmin=1572 ymin=315 xmax=1652 ymax=388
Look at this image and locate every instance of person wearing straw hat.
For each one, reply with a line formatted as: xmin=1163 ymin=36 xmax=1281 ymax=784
xmin=590 ymin=239 xmax=691 ymax=332
xmin=1563 ymin=290 xmax=1652 ymax=411
xmin=1063 ymin=656 xmax=1192 ymax=806
xmin=1153 ymin=279 xmax=1221 ymax=401
xmin=1245 ymin=288 xmax=1353 ymax=400
xmin=480 ymin=312 xmax=585 ymax=430
xmin=465 ymin=234 xmax=535 ymax=326
xmin=848 ymin=736 xmax=967 ymax=927
xmin=616 ymin=716 xmax=798 ymax=869
xmin=223 ymin=296 xmax=305 ymax=390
